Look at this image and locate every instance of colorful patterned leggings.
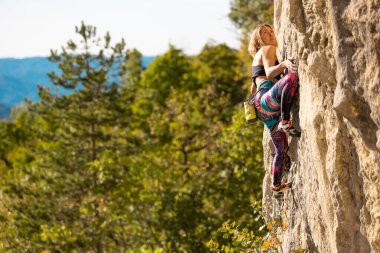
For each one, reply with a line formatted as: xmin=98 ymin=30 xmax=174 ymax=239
xmin=271 ymin=128 xmax=290 ymax=185
xmin=261 ymin=72 xmax=299 ymax=121
xmin=261 ymin=73 xmax=299 ymax=185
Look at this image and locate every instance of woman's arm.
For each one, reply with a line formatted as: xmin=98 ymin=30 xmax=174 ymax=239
xmin=250 ymin=82 xmax=257 ymax=94
xmin=262 ymin=46 xmax=286 ymax=79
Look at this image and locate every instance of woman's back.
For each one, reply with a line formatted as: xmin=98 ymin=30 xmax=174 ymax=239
xmin=252 ymin=46 xmax=281 ymax=88
xmin=252 ymin=48 xmax=264 ymax=66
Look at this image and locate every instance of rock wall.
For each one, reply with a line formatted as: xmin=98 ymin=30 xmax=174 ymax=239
xmin=262 ymin=0 xmax=380 ymax=252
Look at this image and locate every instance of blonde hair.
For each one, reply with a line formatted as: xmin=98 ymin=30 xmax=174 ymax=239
xmin=248 ymin=24 xmax=276 ymax=57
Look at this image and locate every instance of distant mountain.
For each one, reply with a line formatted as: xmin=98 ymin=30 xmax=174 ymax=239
xmin=0 ymin=56 xmax=154 ymax=118
xmin=0 ymin=103 xmax=12 ymax=118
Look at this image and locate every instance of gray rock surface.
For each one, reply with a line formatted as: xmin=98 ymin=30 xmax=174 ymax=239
xmin=262 ymin=0 xmax=380 ymax=252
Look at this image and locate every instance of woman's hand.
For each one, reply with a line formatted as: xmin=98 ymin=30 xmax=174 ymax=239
xmin=281 ymin=59 xmax=298 ymax=73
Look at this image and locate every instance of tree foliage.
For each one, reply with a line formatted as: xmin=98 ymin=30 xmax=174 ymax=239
xmin=0 ymin=22 xmax=265 ymax=252
xmin=229 ymin=0 xmax=274 ymax=32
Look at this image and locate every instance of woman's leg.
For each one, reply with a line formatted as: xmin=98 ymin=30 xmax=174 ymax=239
xmin=270 ymin=127 xmax=289 ymax=186
xmin=280 ymin=72 xmax=299 ymax=121
xmin=260 ymin=72 xmax=299 ymax=120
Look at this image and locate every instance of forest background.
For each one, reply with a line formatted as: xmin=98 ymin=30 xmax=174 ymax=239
xmin=0 ymin=0 xmax=274 ymax=252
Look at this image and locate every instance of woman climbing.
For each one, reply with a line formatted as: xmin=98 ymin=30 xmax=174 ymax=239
xmin=248 ymin=24 xmax=300 ymax=193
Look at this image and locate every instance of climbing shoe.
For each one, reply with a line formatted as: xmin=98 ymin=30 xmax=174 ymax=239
xmin=279 ymin=120 xmax=301 ymax=137
xmin=271 ymin=182 xmax=292 ymax=193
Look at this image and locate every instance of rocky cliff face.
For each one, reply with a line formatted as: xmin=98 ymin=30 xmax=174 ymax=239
xmin=262 ymin=0 xmax=380 ymax=252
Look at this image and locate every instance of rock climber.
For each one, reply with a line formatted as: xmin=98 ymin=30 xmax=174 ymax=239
xmin=248 ymin=23 xmax=301 ymax=193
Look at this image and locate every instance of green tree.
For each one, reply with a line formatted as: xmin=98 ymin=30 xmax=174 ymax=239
xmin=140 ymin=45 xmax=198 ymax=106
xmin=0 ymin=25 xmax=267 ymax=253
xmin=194 ymin=42 xmax=246 ymax=117
xmin=0 ymin=22 xmax=143 ymax=252
xmin=126 ymin=43 xmax=264 ymax=252
xmin=229 ymin=0 xmax=274 ymax=32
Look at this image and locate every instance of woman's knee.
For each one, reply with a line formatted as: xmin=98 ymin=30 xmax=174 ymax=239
xmin=286 ymin=72 xmax=299 ymax=84
xmin=274 ymin=149 xmax=287 ymax=159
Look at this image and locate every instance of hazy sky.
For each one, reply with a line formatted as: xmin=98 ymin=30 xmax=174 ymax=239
xmin=0 ymin=0 xmax=240 ymax=58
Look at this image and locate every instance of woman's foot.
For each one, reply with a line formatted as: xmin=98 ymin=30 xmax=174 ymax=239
xmin=271 ymin=182 xmax=292 ymax=193
xmin=279 ymin=120 xmax=301 ymax=137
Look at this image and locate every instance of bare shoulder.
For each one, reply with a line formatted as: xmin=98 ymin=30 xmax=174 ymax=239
xmin=253 ymin=50 xmax=262 ymax=65
xmin=261 ymin=46 xmax=277 ymax=62
xmin=254 ymin=46 xmax=276 ymax=65
xmin=261 ymin=45 xmax=276 ymax=54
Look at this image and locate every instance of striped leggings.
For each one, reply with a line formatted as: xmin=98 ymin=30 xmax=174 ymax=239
xmin=254 ymin=72 xmax=299 ymax=185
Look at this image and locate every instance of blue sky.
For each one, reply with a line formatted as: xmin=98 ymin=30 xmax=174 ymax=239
xmin=0 ymin=0 xmax=240 ymax=58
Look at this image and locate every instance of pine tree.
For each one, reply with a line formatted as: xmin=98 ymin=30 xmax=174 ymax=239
xmin=1 ymin=22 xmax=143 ymax=252
xmin=0 ymin=26 xmax=266 ymax=253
